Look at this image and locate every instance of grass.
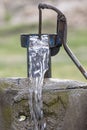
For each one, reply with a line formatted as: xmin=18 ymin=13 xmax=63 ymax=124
xmin=0 ymin=23 xmax=87 ymax=82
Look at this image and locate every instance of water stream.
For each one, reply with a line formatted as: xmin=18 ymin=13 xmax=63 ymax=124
xmin=28 ymin=35 xmax=49 ymax=130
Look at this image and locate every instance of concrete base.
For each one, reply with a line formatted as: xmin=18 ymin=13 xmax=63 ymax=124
xmin=0 ymin=78 xmax=87 ymax=130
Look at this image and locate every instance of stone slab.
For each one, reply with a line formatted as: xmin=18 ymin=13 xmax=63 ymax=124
xmin=0 ymin=78 xmax=87 ymax=130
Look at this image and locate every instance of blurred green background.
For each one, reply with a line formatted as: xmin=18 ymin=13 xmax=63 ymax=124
xmin=0 ymin=0 xmax=87 ymax=82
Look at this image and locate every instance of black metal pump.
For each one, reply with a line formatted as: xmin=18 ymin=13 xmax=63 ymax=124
xmin=21 ymin=3 xmax=87 ymax=79
xmin=21 ymin=3 xmax=66 ymax=78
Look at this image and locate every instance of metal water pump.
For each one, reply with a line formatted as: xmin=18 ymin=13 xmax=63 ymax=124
xmin=21 ymin=3 xmax=87 ymax=79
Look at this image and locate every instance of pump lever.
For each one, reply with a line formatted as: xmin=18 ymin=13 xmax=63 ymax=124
xmin=39 ymin=3 xmax=87 ymax=79
xmin=63 ymin=40 xmax=87 ymax=79
xmin=60 ymin=13 xmax=87 ymax=80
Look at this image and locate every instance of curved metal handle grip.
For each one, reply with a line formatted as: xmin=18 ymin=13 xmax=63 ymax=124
xmin=38 ymin=3 xmax=66 ymax=36
xmin=38 ymin=3 xmax=65 ymax=16
xmin=38 ymin=3 xmax=87 ymax=80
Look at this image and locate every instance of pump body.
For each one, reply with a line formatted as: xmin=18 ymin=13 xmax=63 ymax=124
xmin=21 ymin=3 xmax=87 ymax=79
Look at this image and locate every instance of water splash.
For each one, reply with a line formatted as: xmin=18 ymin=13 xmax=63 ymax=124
xmin=28 ymin=35 xmax=49 ymax=130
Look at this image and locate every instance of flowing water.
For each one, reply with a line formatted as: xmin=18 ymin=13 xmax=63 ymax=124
xmin=28 ymin=35 xmax=49 ymax=130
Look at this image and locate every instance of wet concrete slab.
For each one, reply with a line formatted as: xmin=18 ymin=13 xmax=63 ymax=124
xmin=0 ymin=78 xmax=87 ymax=130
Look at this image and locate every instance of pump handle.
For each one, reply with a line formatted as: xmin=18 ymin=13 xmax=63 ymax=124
xmin=38 ymin=3 xmax=87 ymax=79
xmin=38 ymin=3 xmax=66 ymax=35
